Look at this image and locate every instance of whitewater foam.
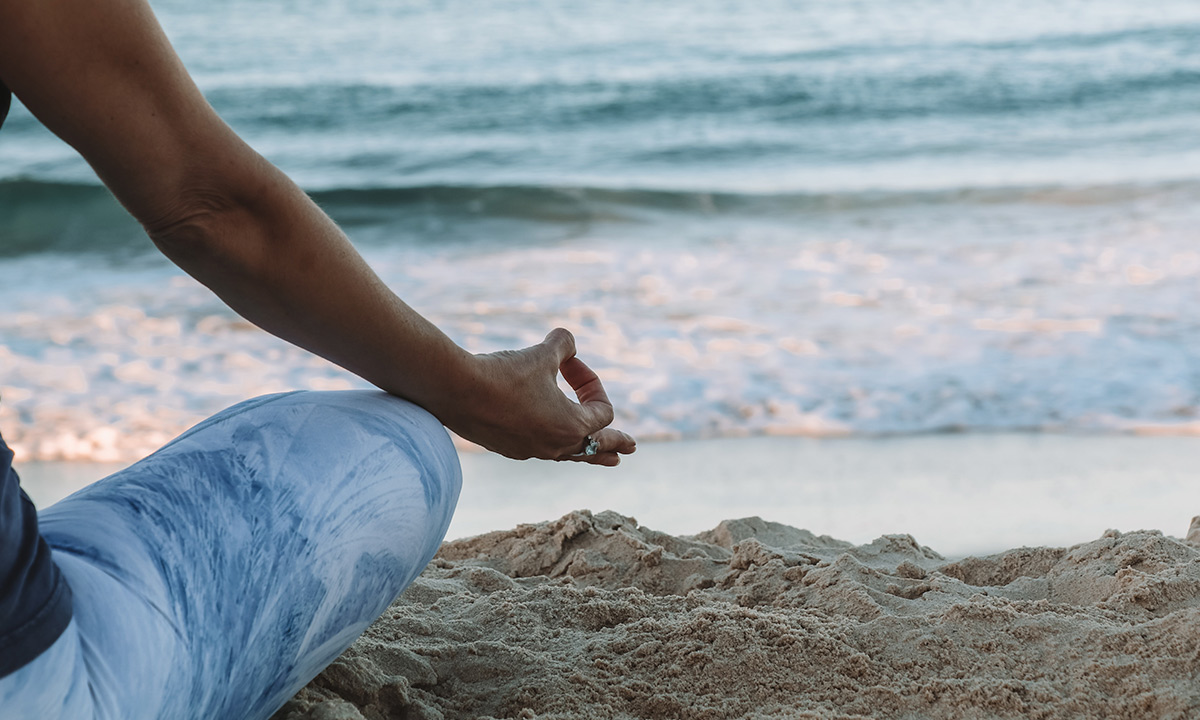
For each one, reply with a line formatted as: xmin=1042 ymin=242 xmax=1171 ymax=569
xmin=3 ymin=181 xmax=1199 ymax=461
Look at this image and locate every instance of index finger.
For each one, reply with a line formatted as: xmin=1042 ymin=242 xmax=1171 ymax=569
xmin=560 ymin=355 xmax=615 ymax=429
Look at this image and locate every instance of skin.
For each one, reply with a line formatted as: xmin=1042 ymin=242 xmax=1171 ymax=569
xmin=0 ymin=0 xmax=636 ymax=465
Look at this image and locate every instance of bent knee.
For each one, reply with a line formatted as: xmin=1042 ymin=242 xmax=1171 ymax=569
xmin=158 ymin=390 xmax=461 ymax=501
xmin=278 ymin=391 xmax=458 ymax=470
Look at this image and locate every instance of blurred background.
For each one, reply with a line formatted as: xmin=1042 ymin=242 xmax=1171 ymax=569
xmin=3 ymin=0 xmax=1199 ymax=553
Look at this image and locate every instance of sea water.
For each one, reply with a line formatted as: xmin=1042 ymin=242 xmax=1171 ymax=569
xmin=3 ymin=0 xmax=1200 ymax=461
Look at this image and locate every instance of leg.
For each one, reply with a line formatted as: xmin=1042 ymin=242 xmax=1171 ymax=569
xmin=34 ymin=390 xmax=461 ymax=720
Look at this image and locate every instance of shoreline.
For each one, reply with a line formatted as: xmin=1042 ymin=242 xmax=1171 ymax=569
xmin=19 ymin=432 xmax=1200 ymax=558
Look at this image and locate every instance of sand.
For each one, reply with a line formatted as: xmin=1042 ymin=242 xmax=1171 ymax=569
xmin=272 ymin=510 xmax=1200 ymax=720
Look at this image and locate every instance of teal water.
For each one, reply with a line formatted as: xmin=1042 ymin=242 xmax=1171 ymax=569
xmin=2 ymin=0 xmax=1200 ymax=459
xmin=5 ymin=0 xmax=1200 ymax=205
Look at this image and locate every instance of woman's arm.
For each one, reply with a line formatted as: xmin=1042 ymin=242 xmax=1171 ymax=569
xmin=0 ymin=0 xmax=634 ymax=464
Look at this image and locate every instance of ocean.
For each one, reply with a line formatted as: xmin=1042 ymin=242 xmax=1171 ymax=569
xmin=3 ymin=0 xmax=1200 ymax=461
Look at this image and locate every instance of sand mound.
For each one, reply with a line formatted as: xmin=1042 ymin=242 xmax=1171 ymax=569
xmin=273 ymin=511 xmax=1200 ymax=720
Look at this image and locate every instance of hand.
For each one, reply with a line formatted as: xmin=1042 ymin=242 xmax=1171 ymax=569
xmin=434 ymin=328 xmax=637 ymax=466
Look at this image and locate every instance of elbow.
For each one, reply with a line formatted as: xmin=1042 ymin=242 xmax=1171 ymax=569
xmin=141 ymin=184 xmax=265 ymax=277
xmin=138 ymin=155 xmax=300 ymax=280
xmin=142 ymin=186 xmax=232 ymax=256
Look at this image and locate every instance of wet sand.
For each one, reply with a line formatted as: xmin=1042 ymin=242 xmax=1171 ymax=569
xmin=21 ymin=433 xmax=1200 ymax=557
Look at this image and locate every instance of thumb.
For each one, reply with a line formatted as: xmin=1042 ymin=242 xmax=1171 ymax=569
xmin=541 ymin=327 xmax=577 ymax=365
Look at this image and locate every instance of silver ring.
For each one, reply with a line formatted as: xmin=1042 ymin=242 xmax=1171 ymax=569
xmin=574 ymin=435 xmax=600 ymax=457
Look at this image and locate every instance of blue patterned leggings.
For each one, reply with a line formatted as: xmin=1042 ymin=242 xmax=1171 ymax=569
xmin=0 ymin=390 xmax=461 ymax=719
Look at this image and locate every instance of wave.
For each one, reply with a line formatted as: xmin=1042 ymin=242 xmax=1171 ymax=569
xmin=177 ymin=19 xmax=1200 ymax=144
xmin=4 ymin=177 xmax=1200 ymax=258
xmin=196 ymin=67 xmax=1200 ymax=144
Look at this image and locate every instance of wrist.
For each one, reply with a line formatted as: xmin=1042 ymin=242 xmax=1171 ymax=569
xmin=402 ymin=340 xmax=484 ymax=424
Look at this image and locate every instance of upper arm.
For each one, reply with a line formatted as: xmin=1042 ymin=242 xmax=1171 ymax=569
xmin=0 ymin=0 xmax=256 ymax=231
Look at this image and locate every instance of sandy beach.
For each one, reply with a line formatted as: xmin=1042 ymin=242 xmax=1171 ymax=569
xmin=17 ymin=435 xmax=1200 ymax=718
xmin=271 ymin=509 xmax=1200 ymax=720
xmin=21 ymin=433 xmax=1200 ymax=719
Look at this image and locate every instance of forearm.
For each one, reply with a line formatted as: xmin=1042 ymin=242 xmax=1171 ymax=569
xmin=147 ymin=150 xmax=475 ymax=415
xmin=1 ymin=0 xmax=633 ymax=464
xmin=146 ymin=153 xmax=634 ymax=463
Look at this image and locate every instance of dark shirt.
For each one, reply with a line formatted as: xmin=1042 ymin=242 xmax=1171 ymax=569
xmin=0 ymin=79 xmax=76 ymax=677
xmin=0 ymin=432 xmax=74 ymax=677
xmin=1 ymin=83 xmax=76 ymax=676
xmin=0 ymin=80 xmax=74 ymax=669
